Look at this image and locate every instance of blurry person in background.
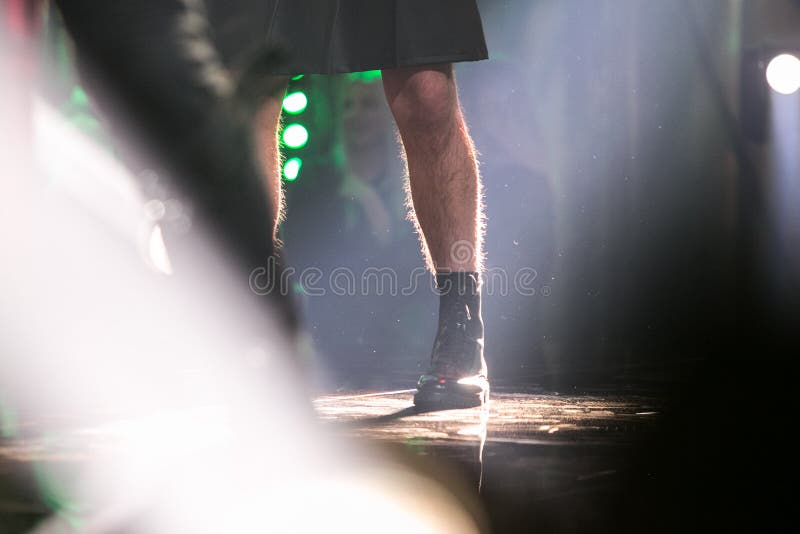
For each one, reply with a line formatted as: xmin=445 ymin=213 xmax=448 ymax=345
xmin=282 ymin=75 xmax=433 ymax=389
xmin=337 ymin=74 xmax=408 ymax=248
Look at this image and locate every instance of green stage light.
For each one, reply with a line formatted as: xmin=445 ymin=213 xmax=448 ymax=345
xmin=282 ymin=91 xmax=308 ymax=114
xmin=283 ymin=157 xmax=303 ymax=181
xmin=282 ymin=123 xmax=309 ymax=149
xmin=291 ymin=74 xmax=304 ymax=81
xmin=346 ymin=70 xmax=382 ymax=83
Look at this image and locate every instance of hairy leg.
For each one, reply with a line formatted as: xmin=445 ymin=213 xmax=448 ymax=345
xmin=382 ymin=63 xmax=484 ymax=272
xmin=252 ymin=78 xmax=289 ymax=241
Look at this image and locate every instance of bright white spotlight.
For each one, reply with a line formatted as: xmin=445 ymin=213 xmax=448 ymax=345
xmin=766 ymin=53 xmax=800 ymax=95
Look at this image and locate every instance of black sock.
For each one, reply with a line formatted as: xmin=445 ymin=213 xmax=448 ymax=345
xmin=435 ymin=271 xmax=481 ymax=297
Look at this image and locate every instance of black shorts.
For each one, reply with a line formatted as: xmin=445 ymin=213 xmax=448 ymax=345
xmin=207 ymin=0 xmax=489 ymax=75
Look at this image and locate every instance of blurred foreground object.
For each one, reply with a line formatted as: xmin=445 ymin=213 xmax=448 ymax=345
xmin=0 ymin=3 xmax=482 ymax=532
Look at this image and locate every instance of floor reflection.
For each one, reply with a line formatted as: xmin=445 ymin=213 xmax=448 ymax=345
xmin=312 ymin=389 xmax=661 ymax=445
xmin=313 ymin=387 xmax=663 ymax=524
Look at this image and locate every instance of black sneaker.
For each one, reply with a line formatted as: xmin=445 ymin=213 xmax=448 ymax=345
xmin=414 ymin=272 xmax=489 ymax=410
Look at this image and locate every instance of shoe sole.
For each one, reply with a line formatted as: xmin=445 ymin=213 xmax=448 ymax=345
xmin=413 ymin=381 xmax=489 ymax=411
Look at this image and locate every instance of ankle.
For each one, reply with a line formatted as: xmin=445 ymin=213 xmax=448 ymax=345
xmin=435 ymin=271 xmax=481 ymax=297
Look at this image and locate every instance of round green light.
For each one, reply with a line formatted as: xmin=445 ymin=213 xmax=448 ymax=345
xmin=282 ymin=124 xmax=309 ymax=149
xmin=282 ymin=91 xmax=308 ymax=114
xmin=283 ymin=157 xmax=302 ymax=181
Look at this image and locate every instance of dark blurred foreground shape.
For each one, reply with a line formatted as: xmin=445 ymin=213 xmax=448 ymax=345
xmin=50 ymin=0 xmax=297 ymax=331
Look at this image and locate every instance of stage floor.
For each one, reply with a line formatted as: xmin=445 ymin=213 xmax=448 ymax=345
xmin=315 ymin=388 xmax=662 ymax=445
xmin=1 ymin=388 xmax=665 ymax=532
